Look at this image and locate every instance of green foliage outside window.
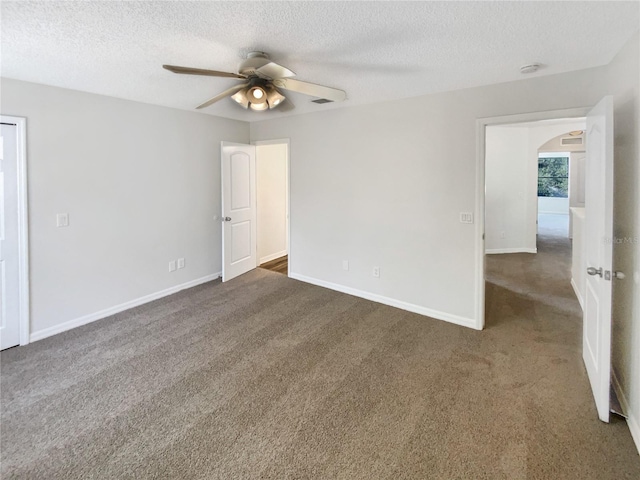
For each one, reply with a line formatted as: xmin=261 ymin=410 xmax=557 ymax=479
xmin=538 ymin=157 xmax=569 ymax=197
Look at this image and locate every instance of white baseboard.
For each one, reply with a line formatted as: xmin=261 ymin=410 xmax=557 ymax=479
xmin=612 ymin=368 xmax=640 ymax=455
xmin=486 ymin=248 xmax=537 ymax=254
xmin=289 ymin=272 xmax=478 ymax=330
xmin=29 ymin=272 xmax=222 ymax=343
xmin=570 ymin=278 xmax=584 ymax=311
xmin=259 ymin=250 xmax=287 ymax=265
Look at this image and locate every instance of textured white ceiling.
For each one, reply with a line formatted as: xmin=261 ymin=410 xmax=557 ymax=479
xmin=2 ymin=1 xmax=638 ymax=122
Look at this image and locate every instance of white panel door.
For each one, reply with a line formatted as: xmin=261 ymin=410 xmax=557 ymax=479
xmin=0 ymin=123 xmax=20 ymax=350
xmin=221 ymin=142 xmax=257 ymax=282
xmin=583 ymin=96 xmax=614 ymax=422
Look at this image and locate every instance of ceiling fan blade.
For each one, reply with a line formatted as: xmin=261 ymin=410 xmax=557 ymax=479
xmin=272 ymin=78 xmax=346 ymax=102
xmin=163 ymin=65 xmax=246 ymax=79
xmin=196 ymin=83 xmax=249 ymax=109
xmin=255 ymin=62 xmax=296 ymax=80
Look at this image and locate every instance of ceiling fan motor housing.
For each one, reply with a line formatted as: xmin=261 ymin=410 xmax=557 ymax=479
xmin=239 ymin=52 xmax=271 ymax=76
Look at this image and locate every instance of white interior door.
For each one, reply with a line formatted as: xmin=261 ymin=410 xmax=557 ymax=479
xmin=0 ymin=123 xmax=21 ymax=350
xmin=583 ymin=96 xmax=614 ymax=422
xmin=221 ymin=142 xmax=257 ymax=282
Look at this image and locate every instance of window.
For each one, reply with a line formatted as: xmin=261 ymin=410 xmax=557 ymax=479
xmin=538 ymin=156 xmax=569 ymax=198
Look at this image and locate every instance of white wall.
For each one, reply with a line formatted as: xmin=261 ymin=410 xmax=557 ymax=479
xmin=569 ymin=151 xmax=587 ymax=208
xmin=0 ymin=78 xmax=249 ymax=338
xmin=485 ymin=126 xmax=532 ymax=253
xmin=485 ymin=122 xmax=585 ymax=253
xmin=256 ymin=143 xmax=288 ymax=264
xmin=538 ymin=132 xmax=585 ymax=153
xmin=538 ymin=197 xmax=569 ymax=214
xmin=251 ymin=65 xmax=608 ymax=325
xmin=606 ymin=32 xmax=640 ymax=453
xmin=570 ymin=207 xmax=585 ymax=307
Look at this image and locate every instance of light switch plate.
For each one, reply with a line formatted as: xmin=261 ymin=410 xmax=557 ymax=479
xmin=459 ymin=212 xmax=474 ymax=224
xmin=169 ymin=260 xmax=177 ymax=272
xmin=56 ymin=213 xmax=69 ymax=227
xmin=342 ymin=260 xmax=349 ymax=271
xmin=177 ymin=258 xmax=185 ymax=269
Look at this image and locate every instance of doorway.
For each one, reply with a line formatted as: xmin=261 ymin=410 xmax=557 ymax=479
xmin=0 ymin=115 xmax=29 ymax=350
xmin=484 ymin=118 xmax=587 ymax=318
xmin=483 ymin=118 xmax=586 ymax=256
xmin=478 ymin=98 xmax=617 ymax=424
xmin=220 ymin=139 xmax=290 ymax=282
xmin=483 ymin=117 xmax=587 ymax=318
xmin=255 ymin=140 xmax=289 ymax=276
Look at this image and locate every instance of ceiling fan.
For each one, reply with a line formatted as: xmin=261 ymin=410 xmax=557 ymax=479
xmin=163 ymin=51 xmax=347 ymax=111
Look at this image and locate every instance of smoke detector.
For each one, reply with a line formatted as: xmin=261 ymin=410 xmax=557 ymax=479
xmin=520 ymin=63 xmax=541 ymax=74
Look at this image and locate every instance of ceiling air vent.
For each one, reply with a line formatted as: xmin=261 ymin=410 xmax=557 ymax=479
xmin=561 ymin=137 xmax=583 ymax=146
xmin=312 ymin=98 xmax=333 ymax=104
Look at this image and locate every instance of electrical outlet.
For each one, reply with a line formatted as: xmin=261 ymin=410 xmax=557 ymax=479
xmin=342 ymin=260 xmax=349 ymax=271
xmin=500 ymin=231 xmax=506 ymax=239
xmin=169 ymin=260 xmax=177 ymax=272
xmin=177 ymin=258 xmax=185 ymax=269
xmin=56 ymin=213 xmax=69 ymax=227
xmin=373 ymin=266 xmax=380 ymax=278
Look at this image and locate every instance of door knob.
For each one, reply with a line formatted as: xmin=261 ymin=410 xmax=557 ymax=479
xmin=587 ymin=267 xmax=603 ymax=277
xmin=222 ymin=217 xmax=232 ymax=222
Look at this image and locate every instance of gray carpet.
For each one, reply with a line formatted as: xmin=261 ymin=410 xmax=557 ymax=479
xmin=2 ymin=235 xmax=639 ymax=479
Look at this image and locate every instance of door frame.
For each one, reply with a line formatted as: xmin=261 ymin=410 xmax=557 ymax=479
xmin=252 ymin=138 xmax=291 ymax=277
xmin=474 ymin=106 xmax=591 ymax=330
xmin=1 ymin=115 xmax=30 ymax=346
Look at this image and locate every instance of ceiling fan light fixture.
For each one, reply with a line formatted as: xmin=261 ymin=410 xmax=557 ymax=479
xmin=231 ymin=90 xmax=249 ymax=109
xmin=248 ymin=86 xmax=267 ymax=104
xmin=249 ymin=101 xmax=269 ymax=111
xmin=265 ymin=86 xmax=286 ymax=109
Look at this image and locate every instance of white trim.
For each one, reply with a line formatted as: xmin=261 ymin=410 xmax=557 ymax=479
xmin=475 ymin=106 xmax=591 ymax=331
xmin=612 ymin=368 xmax=640 ymax=455
xmin=29 ymin=272 xmax=221 ymax=342
xmin=539 ymin=151 xmax=572 ymax=158
xmin=570 ymin=277 xmax=584 ymax=311
xmin=252 ymin=138 xmax=291 ymax=277
xmin=485 ymin=248 xmax=537 ymax=254
xmin=290 ymin=272 xmax=478 ymax=330
xmin=259 ymin=250 xmax=287 ymax=265
xmin=475 ymin=119 xmax=486 ymax=330
xmin=1 ymin=115 xmax=30 ymax=346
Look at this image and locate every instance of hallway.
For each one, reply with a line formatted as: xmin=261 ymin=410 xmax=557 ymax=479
xmin=486 ymin=231 xmax=577 ymax=322
xmin=484 ymin=231 xmax=639 ymax=475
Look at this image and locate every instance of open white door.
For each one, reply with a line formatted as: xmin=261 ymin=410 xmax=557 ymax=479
xmin=221 ymin=142 xmax=257 ymax=282
xmin=583 ymin=96 xmax=614 ymax=422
